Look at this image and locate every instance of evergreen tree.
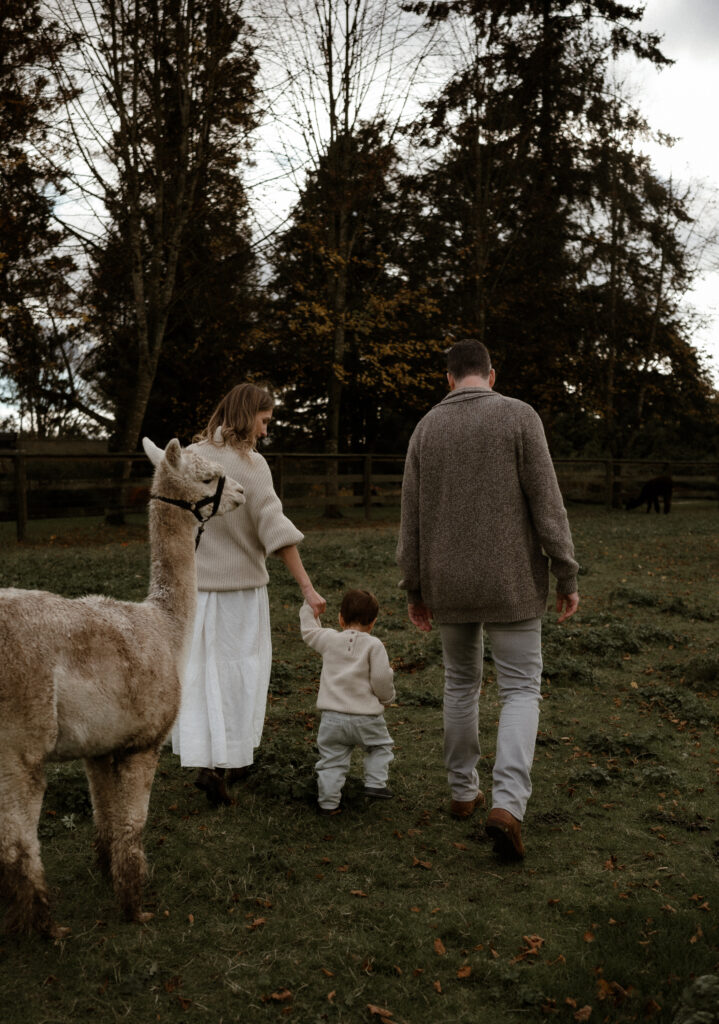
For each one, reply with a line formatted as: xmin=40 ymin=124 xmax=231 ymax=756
xmin=268 ymin=124 xmax=444 ymax=453
xmin=0 ymin=1 xmax=82 ymax=435
xmin=402 ymin=0 xmax=689 ymax=442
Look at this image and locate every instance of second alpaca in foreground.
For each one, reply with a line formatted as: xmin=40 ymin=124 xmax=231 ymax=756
xmin=0 ymin=438 xmax=244 ymax=937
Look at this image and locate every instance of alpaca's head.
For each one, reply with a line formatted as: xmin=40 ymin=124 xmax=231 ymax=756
xmin=142 ymin=438 xmax=245 ymax=517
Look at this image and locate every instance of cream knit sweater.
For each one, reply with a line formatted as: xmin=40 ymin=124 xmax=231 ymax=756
xmin=190 ymin=441 xmax=303 ymax=591
xmin=397 ymin=388 xmax=578 ymax=623
xmin=300 ymin=602 xmax=396 ymax=715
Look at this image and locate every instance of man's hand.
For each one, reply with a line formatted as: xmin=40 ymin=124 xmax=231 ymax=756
xmin=556 ymin=592 xmax=579 ymax=624
xmin=408 ymin=601 xmax=433 ymax=632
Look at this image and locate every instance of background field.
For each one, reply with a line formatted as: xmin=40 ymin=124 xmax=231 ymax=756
xmin=0 ymin=503 xmax=717 ymax=1023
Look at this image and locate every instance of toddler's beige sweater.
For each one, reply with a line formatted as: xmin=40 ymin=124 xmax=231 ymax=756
xmin=191 ymin=441 xmax=303 ymax=591
xmin=300 ymin=602 xmax=395 ymax=715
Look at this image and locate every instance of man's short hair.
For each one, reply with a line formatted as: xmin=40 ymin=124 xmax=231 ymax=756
xmin=446 ymin=339 xmax=492 ymax=381
xmin=340 ymin=589 xmax=379 ymax=626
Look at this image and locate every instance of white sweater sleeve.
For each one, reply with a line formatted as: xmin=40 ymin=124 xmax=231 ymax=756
xmin=299 ymin=601 xmax=333 ymax=654
xmin=368 ymin=640 xmax=395 ymax=704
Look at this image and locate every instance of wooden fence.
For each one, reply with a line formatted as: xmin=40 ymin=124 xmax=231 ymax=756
xmin=1 ymin=449 xmax=717 ymax=542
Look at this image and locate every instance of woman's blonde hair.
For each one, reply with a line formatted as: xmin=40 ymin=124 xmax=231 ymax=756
xmin=195 ymin=383 xmax=274 ymax=452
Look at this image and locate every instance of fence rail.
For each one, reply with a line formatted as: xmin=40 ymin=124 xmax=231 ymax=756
xmin=1 ymin=450 xmax=717 ymax=541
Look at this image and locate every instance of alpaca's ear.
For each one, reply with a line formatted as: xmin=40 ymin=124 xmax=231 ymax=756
xmin=165 ymin=438 xmax=182 ymax=469
xmin=142 ymin=437 xmax=163 ymax=467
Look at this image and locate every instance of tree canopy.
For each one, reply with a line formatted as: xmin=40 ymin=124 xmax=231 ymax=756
xmin=0 ymin=0 xmax=717 ymax=458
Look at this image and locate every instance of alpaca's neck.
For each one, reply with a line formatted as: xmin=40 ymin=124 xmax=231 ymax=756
xmin=146 ymin=501 xmax=197 ymax=633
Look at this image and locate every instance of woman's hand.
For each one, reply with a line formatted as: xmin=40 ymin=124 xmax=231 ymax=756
xmin=302 ymin=587 xmax=326 ymax=617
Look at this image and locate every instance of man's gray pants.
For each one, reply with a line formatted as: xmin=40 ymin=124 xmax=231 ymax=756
xmin=315 ymin=711 xmax=394 ymax=810
xmin=439 ymin=618 xmax=542 ymax=821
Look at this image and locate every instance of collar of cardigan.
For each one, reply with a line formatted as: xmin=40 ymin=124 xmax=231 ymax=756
xmin=442 ymin=387 xmax=497 ymax=403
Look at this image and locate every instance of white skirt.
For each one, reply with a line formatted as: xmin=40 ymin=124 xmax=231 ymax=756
xmin=171 ymin=588 xmax=272 ymax=768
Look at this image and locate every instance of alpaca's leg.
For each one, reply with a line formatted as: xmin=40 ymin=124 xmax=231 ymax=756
xmin=0 ymin=757 xmax=55 ymax=936
xmin=85 ymin=748 xmax=160 ymax=923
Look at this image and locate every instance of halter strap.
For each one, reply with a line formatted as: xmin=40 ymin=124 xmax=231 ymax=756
xmin=151 ymin=475 xmax=226 ymax=549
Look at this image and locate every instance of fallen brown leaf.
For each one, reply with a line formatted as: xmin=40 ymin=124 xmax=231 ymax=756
xmin=457 ymin=965 xmax=472 ymax=979
xmin=367 ymin=1004 xmax=393 ymax=1018
xmin=270 ymin=990 xmax=292 ymax=1002
xmin=511 ymin=934 xmax=545 ymax=964
xmin=573 ymin=1007 xmax=592 ymax=1022
xmin=412 ymin=857 xmax=432 ymax=869
xmin=433 ymin=938 xmax=446 ymax=956
xmin=433 ymin=980 xmax=442 ymax=994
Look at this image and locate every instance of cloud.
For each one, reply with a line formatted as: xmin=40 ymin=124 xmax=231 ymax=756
xmin=645 ymin=0 xmax=719 ymax=60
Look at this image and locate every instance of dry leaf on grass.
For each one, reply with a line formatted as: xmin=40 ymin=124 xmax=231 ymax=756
xmin=433 ymin=937 xmax=446 ymax=955
xmin=457 ymin=965 xmax=472 ymax=979
xmin=270 ymin=990 xmax=292 ymax=1002
xmin=510 ymin=934 xmax=544 ymax=963
xmin=367 ymin=1004 xmax=392 ymax=1017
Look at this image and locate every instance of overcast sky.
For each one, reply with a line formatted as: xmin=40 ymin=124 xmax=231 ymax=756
xmin=629 ymin=0 xmax=719 ymax=384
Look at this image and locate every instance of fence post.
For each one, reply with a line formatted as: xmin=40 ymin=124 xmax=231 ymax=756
xmin=274 ymin=454 xmax=284 ymax=503
xmin=604 ymin=459 xmax=614 ymax=508
xmin=363 ymin=455 xmax=372 ymax=519
xmin=14 ymin=450 xmax=28 ymax=542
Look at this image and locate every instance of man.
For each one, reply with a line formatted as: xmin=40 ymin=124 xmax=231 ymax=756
xmin=396 ymin=339 xmax=579 ymax=860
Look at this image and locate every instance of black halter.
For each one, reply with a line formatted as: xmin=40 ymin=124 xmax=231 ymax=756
xmin=151 ymin=475 xmax=226 ymax=549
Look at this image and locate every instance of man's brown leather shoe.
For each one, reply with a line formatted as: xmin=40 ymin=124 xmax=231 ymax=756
xmin=486 ymin=807 xmax=525 ymax=859
xmin=450 ymin=790 xmax=486 ymax=820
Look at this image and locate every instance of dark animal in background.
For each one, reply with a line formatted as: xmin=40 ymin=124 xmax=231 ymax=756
xmin=625 ymin=475 xmax=673 ymax=514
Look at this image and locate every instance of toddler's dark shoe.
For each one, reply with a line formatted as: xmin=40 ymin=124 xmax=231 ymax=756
xmin=364 ymin=786 xmax=394 ymax=799
xmin=318 ymin=803 xmax=342 ymax=816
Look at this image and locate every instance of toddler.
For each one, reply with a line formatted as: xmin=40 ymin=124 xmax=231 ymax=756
xmin=300 ymin=589 xmax=395 ymax=814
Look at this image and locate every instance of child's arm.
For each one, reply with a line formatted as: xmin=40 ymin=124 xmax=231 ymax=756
xmin=369 ymin=641 xmax=396 ymax=705
xmin=299 ymin=600 xmax=332 ymax=653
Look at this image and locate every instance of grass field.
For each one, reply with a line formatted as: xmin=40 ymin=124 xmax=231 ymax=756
xmin=0 ymin=503 xmax=717 ymax=1023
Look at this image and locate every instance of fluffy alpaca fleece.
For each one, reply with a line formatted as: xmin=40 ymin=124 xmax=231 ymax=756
xmin=0 ymin=438 xmax=244 ymax=937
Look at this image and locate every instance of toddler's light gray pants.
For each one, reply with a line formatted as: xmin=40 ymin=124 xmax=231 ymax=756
xmin=315 ymin=711 xmax=394 ymax=810
xmin=439 ymin=618 xmax=542 ymax=821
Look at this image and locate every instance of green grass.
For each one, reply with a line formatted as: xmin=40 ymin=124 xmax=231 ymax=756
xmin=0 ymin=503 xmax=717 ymax=1023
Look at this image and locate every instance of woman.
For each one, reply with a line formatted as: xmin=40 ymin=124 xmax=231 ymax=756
xmin=171 ymin=383 xmax=326 ymax=805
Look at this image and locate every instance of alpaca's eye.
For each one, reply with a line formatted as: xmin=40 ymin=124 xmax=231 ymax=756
xmin=202 ymin=477 xmax=213 ymax=484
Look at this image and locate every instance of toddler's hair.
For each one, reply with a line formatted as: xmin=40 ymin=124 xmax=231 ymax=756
xmin=340 ymin=589 xmax=379 ymax=626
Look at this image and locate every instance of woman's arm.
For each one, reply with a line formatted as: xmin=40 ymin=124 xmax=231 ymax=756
xmin=276 ymin=545 xmax=326 ymax=616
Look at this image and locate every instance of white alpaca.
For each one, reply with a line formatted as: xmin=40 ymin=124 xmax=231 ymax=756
xmin=0 ymin=438 xmax=244 ymax=937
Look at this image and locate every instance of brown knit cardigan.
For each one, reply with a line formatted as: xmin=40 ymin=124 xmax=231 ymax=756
xmin=396 ymin=388 xmax=579 ymax=624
